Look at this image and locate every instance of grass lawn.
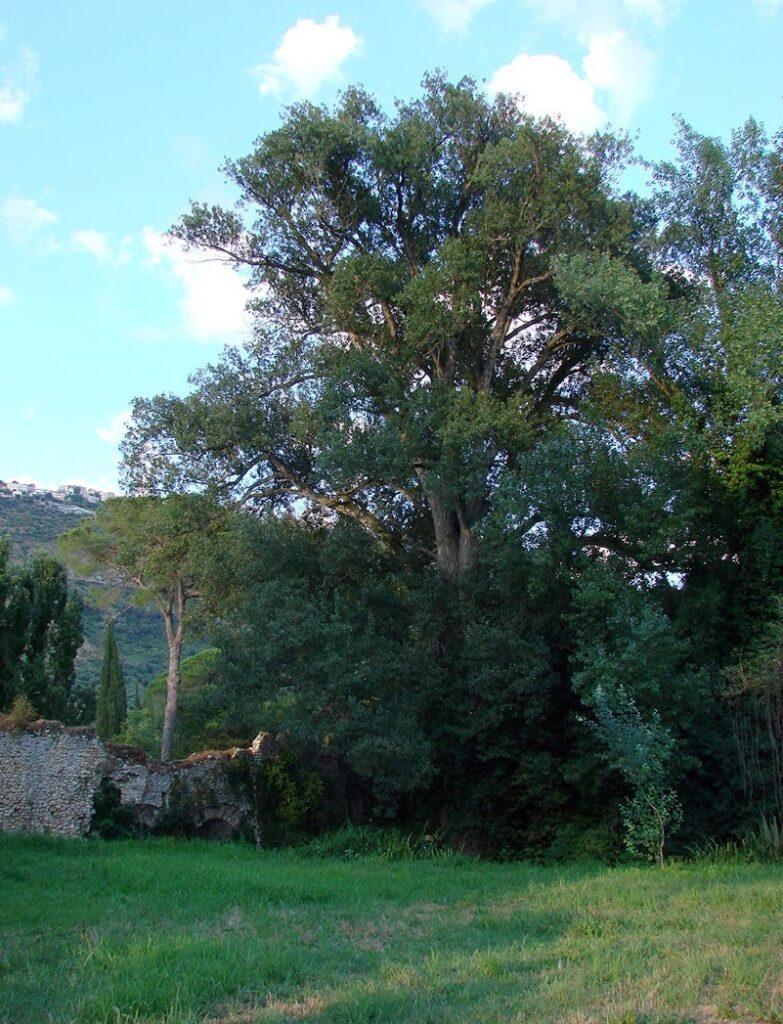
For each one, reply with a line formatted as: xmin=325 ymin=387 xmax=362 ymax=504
xmin=0 ymin=834 xmax=781 ymax=1024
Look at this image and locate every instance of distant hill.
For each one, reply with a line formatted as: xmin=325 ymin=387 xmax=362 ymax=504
xmin=0 ymin=495 xmax=200 ymax=701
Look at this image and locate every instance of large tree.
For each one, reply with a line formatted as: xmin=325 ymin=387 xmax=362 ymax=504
xmin=62 ymin=496 xmax=218 ymax=760
xmin=112 ymin=75 xmax=783 ymax=845
xmin=121 ymin=75 xmax=654 ymax=582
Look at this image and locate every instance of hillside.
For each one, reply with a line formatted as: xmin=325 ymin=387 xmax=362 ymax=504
xmin=0 ymin=495 xmax=190 ymax=699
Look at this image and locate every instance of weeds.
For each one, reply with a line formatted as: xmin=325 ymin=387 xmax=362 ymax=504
xmin=295 ymin=823 xmax=467 ymax=861
xmin=687 ymin=814 xmax=783 ymax=864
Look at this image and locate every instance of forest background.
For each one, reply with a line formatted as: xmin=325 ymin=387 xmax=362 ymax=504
xmin=3 ymin=74 xmax=783 ymax=861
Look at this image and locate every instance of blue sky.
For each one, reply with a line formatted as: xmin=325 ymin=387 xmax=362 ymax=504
xmin=2 ymin=0 xmax=781 ymax=491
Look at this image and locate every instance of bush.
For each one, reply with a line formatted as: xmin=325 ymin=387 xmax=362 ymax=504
xmin=8 ymin=695 xmax=36 ymax=726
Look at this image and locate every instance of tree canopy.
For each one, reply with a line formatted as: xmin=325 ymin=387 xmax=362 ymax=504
xmin=109 ymin=77 xmax=783 ymax=854
xmin=61 ymin=495 xmax=220 ymax=759
xmin=122 ymin=74 xmax=658 ymax=582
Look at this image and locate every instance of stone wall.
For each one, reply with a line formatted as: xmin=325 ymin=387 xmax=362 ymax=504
xmin=0 ymin=720 xmax=279 ymax=841
xmin=0 ymin=721 xmax=105 ymax=837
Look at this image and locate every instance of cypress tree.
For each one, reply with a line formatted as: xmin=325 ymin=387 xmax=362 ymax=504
xmin=96 ymin=620 xmax=127 ymax=740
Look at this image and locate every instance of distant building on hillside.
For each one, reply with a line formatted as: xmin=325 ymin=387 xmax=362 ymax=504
xmin=0 ymin=479 xmax=116 ymax=504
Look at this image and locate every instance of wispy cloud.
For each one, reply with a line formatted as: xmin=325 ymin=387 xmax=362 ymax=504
xmin=0 ymin=32 xmax=38 ymax=125
xmin=70 ymin=228 xmax=132 ymax=266
xmin=140 ymin=228 xmax=252 ymax=343
xmin=255 ymin=16 xmax=361 ymax=98
xmin=419 ymin=0 xmax=495 ymax=34
xmin=0 ymin=284 xmax=14 ymax=305
xmin=516 ymin=0 xmax=678 ymax=34
xmin=0 ymin=194 xmax=57 ymax=244
xmin=96 ymin=410 xmax=131 ymax=444
xmin=754 ymin=0 xmax=782 ymax=13
xmin=71 ymin=229 xmax=113 ymax=264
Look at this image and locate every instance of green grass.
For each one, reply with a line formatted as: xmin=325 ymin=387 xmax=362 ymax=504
xmin=1 ymin=835 xmax=781 ymax=1024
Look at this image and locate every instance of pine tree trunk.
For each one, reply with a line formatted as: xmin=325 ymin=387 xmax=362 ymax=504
xmin=160 ymin=628 xmax=183 ymax=762
xmin=159 ymin=585 xmax=185 ymax=762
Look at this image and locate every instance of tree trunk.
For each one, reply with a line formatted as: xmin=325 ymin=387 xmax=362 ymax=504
xmin=422 ymin=477 xmax=477 ymax=582
xmin=159 ymin=586 xmax=185 ymax=762
xmin=160 ymin=629 xmax=183 ymax=761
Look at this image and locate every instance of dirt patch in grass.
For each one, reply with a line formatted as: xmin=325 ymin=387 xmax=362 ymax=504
xmin=262 ymin=994 xmax=326 ymax=1019
xmin=692 ymin=1005 xmax=768 ymax=1023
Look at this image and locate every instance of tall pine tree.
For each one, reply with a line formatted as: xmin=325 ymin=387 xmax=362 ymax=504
xmin=96 ymin=620 xmax=127 ymax=740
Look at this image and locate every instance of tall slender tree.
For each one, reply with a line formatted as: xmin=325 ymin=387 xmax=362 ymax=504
xmin=95 ymin=619 xmax=127 ymax=740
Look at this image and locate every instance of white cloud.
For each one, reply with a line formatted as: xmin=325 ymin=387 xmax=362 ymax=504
xmin=0 ymin=44 xmax=37 ymax=124
xmin=256 ymin=16 xmax=361 ymax=98
xmin=97 ymin=410 xmax=132 ymax=444
xmin=0 ymin=284 xmax=14 ymax=305
xmin=754 ymin=0 xmax=782 ymax=13
xmin=489 ymin=26 xmax=657 ymax=132
xmin=1 ymin=195 xmax=57 ymax=244
xmin=141 ymin=228 xmax=252 ymax=343
xmin=420 ymin=0 xmax=495 ymax=34
xmin=582 ymin=30 xmax=656 ymax=122
xmin=70 ymin=228 xmax=132 ymax=266
xmin=71 ymin=229 xmax=113 ymax=264
xmin=489 ymin=54 xmax=607 ymax=133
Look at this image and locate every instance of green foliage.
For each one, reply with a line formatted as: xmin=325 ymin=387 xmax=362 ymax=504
xmin=62 ymin=495 xmax=228 ymax=760
xmin=588 ymin=686 xmax=682 ymax=865
xmin=88 ymin=780 xmax=137 ymax=839
xmin=123 ymin=75 xmax=651 ymax=584
xmin=298 ymin=823 xmax=457 ymax=861
xmin=95 ymin=620 xmax=127 ymax=740
xmin=77 ymin=86 xmax=783 ymax=854
xmin=0 ymin=495 xmax=172 ymax=701
xmin=752 ymin=813 xmax=783 ymax=861
xmin=0 ymin=536 xmax=84 ymax=721
xmin=211 ymin=517 xmax=436 ymax=817
xmin=7 ymin=693 xmax=36 ymax=725
xmin=120 ymin=648 xmax=234 ymax=758
xmin=253 ymin=751 xmax=326 ymax=845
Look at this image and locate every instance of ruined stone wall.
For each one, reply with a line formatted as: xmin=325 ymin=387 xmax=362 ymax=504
xmin=0 ymin=720 xmax=278 ymax=841
xmin=0 ymin=721 xmax=107 ymax=837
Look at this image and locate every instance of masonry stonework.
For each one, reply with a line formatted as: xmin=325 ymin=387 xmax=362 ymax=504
xmin=0 ymin=720 xmax=277 ymax=841
xmin=0 ymin=722 xmax=105 ymax=837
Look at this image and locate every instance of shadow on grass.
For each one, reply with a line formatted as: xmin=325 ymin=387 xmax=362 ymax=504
xmin=1 ymin=836 xmax=780 ymax=1024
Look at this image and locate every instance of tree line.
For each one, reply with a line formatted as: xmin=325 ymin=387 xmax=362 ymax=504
xmin=5 ymin=75 xmax=783 ymax=859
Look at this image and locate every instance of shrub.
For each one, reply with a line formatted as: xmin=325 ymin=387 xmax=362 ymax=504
xmin=8 ymin=694 xmax=36 ymax=726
